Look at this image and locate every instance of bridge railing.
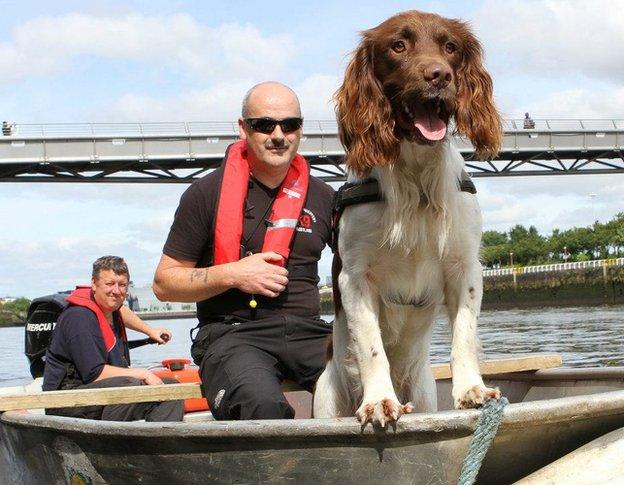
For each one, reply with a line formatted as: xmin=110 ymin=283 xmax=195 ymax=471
xmin=1 ymin=119 xmax=623 ymax=182
xmin=483 ymin=257 xmax=624 ymax=277
xmin=2 ymin=118 xmax=623 ymax=138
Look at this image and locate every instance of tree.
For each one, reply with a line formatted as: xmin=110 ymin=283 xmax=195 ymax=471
xmin=507 ymin=225 xmax=547 ymax=265
xmin=0 ymin=297 xmax=31 ymax=325
xmin=482 ymin=230 xmax=508 ymax=247
xmin=481 ymin=230 xmax=509 ymax=267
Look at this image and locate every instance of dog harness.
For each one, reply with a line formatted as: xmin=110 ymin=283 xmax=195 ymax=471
xmin=331 ymin=169 xmax=477 ymax=249
xmin=334 ymin=169 xmax=476 ymax=213
xmin=213 ymin=140 xmax=310 ymax=267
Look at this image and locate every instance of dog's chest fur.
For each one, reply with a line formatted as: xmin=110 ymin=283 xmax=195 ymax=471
xmin=339 ymin=141 xmax=465 ymax=311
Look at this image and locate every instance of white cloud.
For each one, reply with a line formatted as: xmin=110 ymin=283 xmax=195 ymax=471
xmin=97 ymin=74 xmax=341 ymax=122
xmin=521 ymin=87 xmax=624 ymax=119
xmin=0 ymin=235 xmax=163 ymax=299
xmin=477 ymin=173 xmax=624 ymax=234
xmin=476 ymin=0 xmax=624 ymax=82
xmin=297 ymin=74 xmax=342 ymax=119
xmin=96 ymin=84 xmax=250 ymax=122
xmin=0 ymin=13 xmax=297 ymax=85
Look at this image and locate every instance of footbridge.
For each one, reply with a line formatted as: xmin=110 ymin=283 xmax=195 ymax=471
xmin=0 ymin=118 xmax=621 ymax=183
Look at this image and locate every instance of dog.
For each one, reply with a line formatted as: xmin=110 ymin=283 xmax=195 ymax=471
xmin=313 ymin=10 xmax=502 ymax=426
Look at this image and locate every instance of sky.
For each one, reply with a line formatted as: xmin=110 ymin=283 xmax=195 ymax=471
xmin=1 ymin=0 xmax=623 ymax=298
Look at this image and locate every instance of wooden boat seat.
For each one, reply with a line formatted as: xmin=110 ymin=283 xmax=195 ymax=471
xmin=0 ymin=354 xmax=562 ymax=412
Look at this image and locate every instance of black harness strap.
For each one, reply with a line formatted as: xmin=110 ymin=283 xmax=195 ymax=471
xmin=458 ymin=169 xmax=477 ymax=194
xmin=332 ymin=177 xmax=383 ymax=211
xmin=331 ymin=169 xmax=477 ymax=250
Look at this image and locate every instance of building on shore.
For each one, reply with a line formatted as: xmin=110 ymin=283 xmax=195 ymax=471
xmin=128 ymin=285 xmax=195 ymax=313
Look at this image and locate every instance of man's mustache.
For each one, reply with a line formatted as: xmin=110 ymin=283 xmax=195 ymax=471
xmin=264 ymin=141 xmax=289 ymax=149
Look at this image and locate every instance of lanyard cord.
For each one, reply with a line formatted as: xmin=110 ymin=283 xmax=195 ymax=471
xmin=241 ymin=188 xmax=277 ymax=253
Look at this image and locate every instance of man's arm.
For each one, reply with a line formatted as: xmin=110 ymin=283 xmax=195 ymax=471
xmin=95 ymin=364 xmax=163 ymax=386
xmin=152 ymin=252 xmax=290 ymax=303
xmin=118 ymin=306 xmax=172 ymax=344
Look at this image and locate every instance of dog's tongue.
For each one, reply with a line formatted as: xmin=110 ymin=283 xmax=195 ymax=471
xmin=414 ymin=110 xmax=447 ymax=141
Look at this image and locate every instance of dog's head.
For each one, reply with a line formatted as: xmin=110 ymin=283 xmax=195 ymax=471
xmin=336 ymin=10 xmax=502 ymax=176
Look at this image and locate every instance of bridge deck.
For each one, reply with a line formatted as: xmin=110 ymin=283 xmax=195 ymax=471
xmin=1 ymin=119 xmax=622 ymax=182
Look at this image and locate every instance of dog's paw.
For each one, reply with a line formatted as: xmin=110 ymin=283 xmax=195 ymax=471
xmin=454 ymin=384 xmax=501 ymax=409
xmin=356 ymin=398 xmax=413 ymax=427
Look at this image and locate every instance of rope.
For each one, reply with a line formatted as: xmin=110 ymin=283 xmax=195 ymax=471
xmin=457 ymin=396 xmax=509 ymax=485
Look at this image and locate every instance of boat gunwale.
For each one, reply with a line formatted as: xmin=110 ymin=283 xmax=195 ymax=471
xmin=497 ymin=367 xmax=624 ymax=381
xmin=3 ymin=387 xmax=624 ymax=440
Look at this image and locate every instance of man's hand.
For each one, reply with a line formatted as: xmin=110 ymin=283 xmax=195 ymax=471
xmin=147 ymin=327 xmax=172 ymax=345
xmin=233 ymin=252 xmax=289 ymax=298
xmin=140 ymin=370 xmax=164 ymax=386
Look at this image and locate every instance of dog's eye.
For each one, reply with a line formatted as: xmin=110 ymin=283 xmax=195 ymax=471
xmin=444 ymin=42 xmax=457 ymax=54
xmin=391 ymin=40 xmax=406 ymax=53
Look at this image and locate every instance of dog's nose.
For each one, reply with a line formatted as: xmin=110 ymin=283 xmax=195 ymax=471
xmin=424 ymin=63 xmax=452 ymax=88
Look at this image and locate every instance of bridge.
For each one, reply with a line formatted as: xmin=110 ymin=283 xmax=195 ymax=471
xmin=0 ymin=118 xmax=622 ymax=183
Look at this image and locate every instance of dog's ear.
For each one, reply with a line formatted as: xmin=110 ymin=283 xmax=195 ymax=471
xmin=454 ymin=23 xmax=502 ymax=160
xmin=334 ymin=37 xmax=400 ymax=176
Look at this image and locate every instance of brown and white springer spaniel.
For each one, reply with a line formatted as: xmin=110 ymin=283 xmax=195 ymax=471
xmin=314 ymin=11 xmax=502 ymax=426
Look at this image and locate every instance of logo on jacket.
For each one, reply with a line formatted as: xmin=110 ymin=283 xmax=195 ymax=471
xmin=297 ymin=208 xmax=316 ymax=233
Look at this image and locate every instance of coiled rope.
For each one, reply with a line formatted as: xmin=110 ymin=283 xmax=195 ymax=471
xmin=457 ymin=396 xmax=509 ymax=485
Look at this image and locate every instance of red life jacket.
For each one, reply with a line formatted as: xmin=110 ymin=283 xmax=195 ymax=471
xmin=213 ymin=140 xmax=309 ymax=266
xmin=66 ymin=286 xmax=127 ymax=353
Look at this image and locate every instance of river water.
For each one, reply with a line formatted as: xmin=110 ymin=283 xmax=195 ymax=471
xmin=2 ymin=306 xmax=623 ymax=387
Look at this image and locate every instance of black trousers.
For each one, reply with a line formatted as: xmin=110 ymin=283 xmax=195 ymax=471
xmin=192 ymin=315 xmax=332 ymax=420
xmin=46 ymin=376 xmax=185 ymax=422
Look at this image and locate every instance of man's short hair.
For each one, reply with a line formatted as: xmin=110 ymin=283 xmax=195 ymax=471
xmin=92 ymin=255 xmax=129 ymax=280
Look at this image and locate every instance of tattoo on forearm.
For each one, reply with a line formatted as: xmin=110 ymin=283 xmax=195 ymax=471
xmin=190 ymin=269 xmax=207 ymax=283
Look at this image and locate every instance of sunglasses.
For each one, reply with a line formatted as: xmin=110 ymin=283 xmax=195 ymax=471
xmin=244 ymin=117 xmax=303 ymax=134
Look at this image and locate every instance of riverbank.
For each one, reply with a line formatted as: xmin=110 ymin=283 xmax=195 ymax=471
xmin=482 ymin=265 xmax=624 ymax=310
xmin=319 ymin=264 xmax=624 ymax=313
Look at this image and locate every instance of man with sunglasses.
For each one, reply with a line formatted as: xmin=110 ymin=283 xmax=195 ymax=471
xmin=154 ymin=82 xmax=334 ymax=420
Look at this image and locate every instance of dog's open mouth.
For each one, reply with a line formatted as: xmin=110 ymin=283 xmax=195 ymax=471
xmin=400 ymin=98 xmax=449 ymax=143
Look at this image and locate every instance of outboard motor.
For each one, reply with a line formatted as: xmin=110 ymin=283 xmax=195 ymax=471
xmin=24 ymin=292 xmax=70 ymax=379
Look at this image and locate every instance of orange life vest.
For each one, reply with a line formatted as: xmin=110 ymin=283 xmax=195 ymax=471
xmin=213 ymin=140 xmax=310 ymax=266
xmin=66 ymin=286 xmax=127 ymax=353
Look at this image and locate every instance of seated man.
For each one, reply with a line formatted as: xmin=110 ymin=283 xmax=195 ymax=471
xmin=153 ymin=81 xmax=334 ymax=420
xmin=43 ymin=255 xmax=184 ymax=422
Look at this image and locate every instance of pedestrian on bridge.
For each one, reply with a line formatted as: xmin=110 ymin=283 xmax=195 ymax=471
xmin=2 ymin=121 xmax=13 ymax=136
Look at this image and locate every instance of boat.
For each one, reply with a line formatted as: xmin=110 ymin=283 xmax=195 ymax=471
xmin=2 ymin=355 xmax=624 ymax=484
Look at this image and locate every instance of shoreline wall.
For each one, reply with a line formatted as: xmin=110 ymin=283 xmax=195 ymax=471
xmin=481 ymin=265 xmax=624 ymax=310
xmin=320 ymin=265 xmax=624 ymax=313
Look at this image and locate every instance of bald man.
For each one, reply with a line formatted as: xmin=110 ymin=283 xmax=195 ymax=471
xmin=154 ymin=82 xmax=334 ymax=420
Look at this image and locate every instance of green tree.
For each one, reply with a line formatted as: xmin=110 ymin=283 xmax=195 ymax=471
xmin=483 ymin=212 xmax=624 ymax=267
xmin=0 ymin=297 xmax=31 ymax=325
xmin=482 ymin=230 xmax=508 ymax=246
xmin=481 ymin=230 xmax=510 ymax=267
xmin=508 ymin=225 xmax=547 ymax=265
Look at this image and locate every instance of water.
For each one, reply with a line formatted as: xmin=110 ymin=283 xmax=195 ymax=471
xmin=2 ymin=306 xmax=624 ymax=387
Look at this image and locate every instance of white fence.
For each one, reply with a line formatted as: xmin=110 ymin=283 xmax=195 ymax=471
xmin=483 ymin=258 xmax=624 ymax=277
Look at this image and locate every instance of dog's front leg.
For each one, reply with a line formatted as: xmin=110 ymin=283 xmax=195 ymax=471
xmin=445 ymin=261 xmax=500 ymax=409
xmin=339 ymin=268 xmax=413 ymax=426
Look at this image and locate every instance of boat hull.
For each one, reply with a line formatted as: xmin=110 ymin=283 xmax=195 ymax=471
xmin=2 ymin=368 xmax=624 ymax=484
